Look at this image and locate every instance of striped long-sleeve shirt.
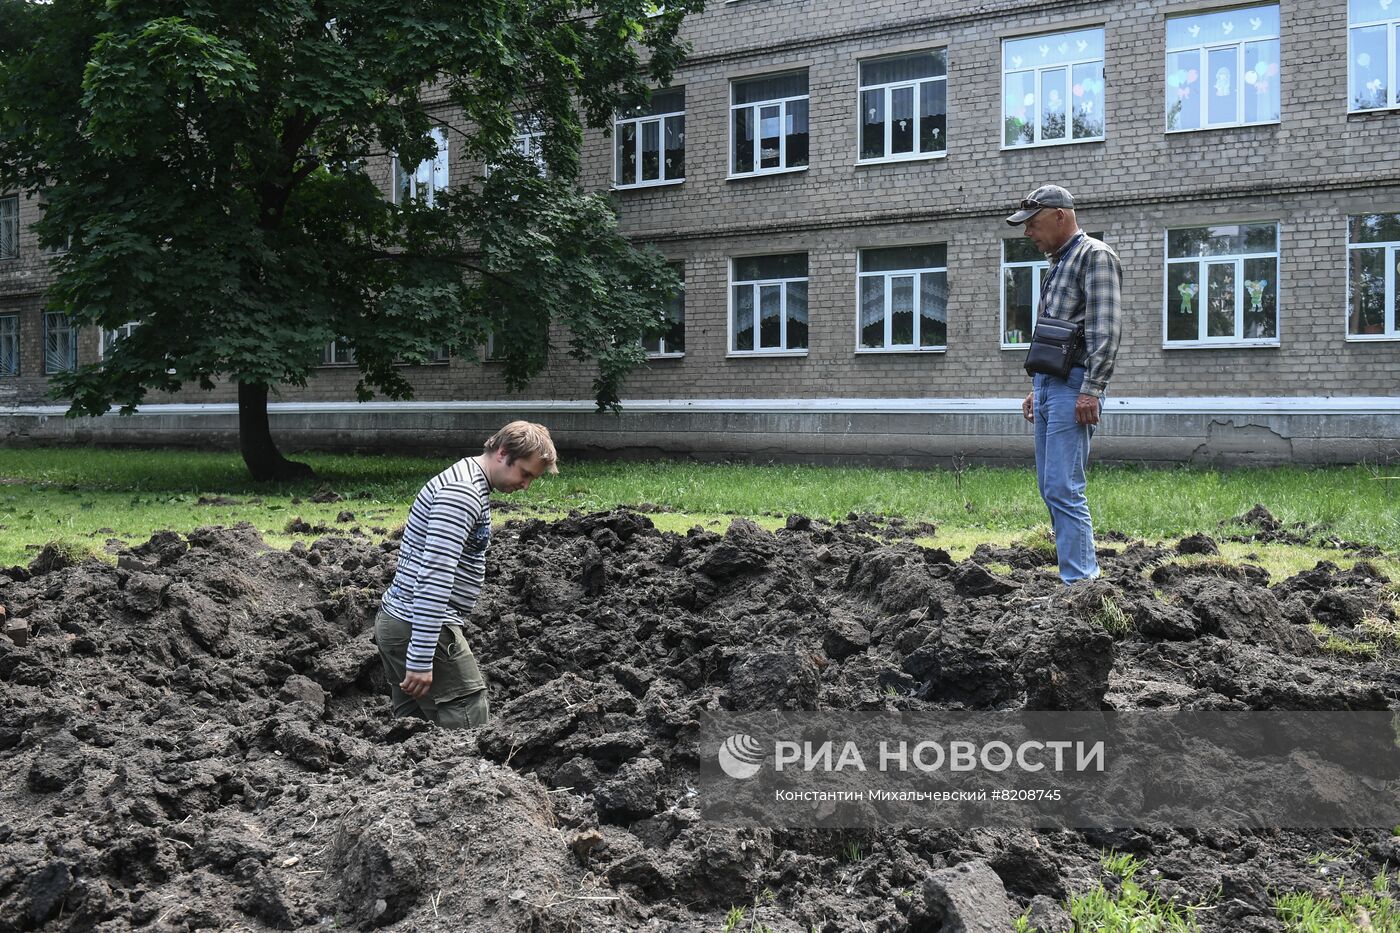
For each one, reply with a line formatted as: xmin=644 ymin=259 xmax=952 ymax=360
xmin=380 ymin=458 xmax=492 ymax=673
xmin=1039 ymin=229 xmax=1123 ymax=398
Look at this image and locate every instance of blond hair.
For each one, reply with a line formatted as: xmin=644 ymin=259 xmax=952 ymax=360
xmin=483 ymin=421 xmax=559 ymax=474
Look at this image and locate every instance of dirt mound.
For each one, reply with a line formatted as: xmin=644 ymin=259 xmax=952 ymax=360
xmin=0 ymin=513 xmax=1396 ymax=930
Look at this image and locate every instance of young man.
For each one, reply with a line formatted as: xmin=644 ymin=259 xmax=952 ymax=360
xmin=375 ymin=421 xmax=558 ymax=727
xmin=1006 ymin=185 xmax=1122 ymax=583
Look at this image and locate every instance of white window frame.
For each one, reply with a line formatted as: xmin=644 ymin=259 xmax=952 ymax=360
xmin=101 ymin=321 xmax=140 ymax=357
xmin=728 ymin=256 xmax=808 ymax=356
xmin=645 ymin=266 xmax=685 ymax=358
xmin=614 ymin=93 xmax=685 ymax=189
xmin=729 ymin=73 xmax=810 ymax=179
xmin=1001 ymin=29 xmax=1106 ymax=149
xmin=1162 ymin=224 xmax=1281 ymax=348
xmin=512 ymin=126 xmax=546 ymax=174
xmin=0 ymin=196 xmax=18 ymax=261
xmin=1346 ymin=216 xmax=1400 ymax=341
xmin=1348 ymin=5 xmax=1400 ymax=112
xmin=390 ymin=126 xmax=449 ymax=206
xmin=1165 ymin=5 xmax=1281 ymax=132
xmin=855 ymin=248 xmax=947 ymax=352
xmin=0 ymin=313 xmax=18 ymax=377
xmin=1000 ymin=249 xmax=1049 ymax=350
xmin=856 ymin=51 xmax=948 ymax=165
xmin=321 ymin=338 xmax=356 ymax=366
xmin=43 ymin=311 xmax=78 ymax=374
xmin=999 ymin=232 xmax=1105 ymax=349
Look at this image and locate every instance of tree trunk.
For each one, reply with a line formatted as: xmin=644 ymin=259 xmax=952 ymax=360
xmin=238 ymin=380 xmax=315 ymax=481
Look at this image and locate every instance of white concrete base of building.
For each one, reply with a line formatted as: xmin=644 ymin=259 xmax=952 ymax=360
xmin=3 ymin=397 xmax=1397 ymax=467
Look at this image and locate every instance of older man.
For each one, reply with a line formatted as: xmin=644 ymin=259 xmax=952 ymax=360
xmin=375 ymin=420 xmax=558 ymax=727
xmin=1006 ymin=185 xmax=1122 ymax=583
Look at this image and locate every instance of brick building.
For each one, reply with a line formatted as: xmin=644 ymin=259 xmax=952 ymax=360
xmin=3 ymin=0 xmax=1398 ymax=464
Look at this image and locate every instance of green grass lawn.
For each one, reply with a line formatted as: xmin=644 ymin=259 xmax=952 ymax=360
xmin=0 ymin=447 xmax=1396 ymax=570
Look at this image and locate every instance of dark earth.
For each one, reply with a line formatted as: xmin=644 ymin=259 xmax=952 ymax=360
xmin=1 ymin=507 xmax=1397 ymax=931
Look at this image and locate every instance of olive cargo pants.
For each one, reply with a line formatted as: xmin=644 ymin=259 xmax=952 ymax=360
xmin=375 ymin=608 xmax=489 ymax=728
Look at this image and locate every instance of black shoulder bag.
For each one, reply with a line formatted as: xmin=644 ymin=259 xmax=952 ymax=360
xmin=1023 ymin=315 xmax=1085 ymax=379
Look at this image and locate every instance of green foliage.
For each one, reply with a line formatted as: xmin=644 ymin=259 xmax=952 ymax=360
xmin=0 ymin=0 xmax=699 ymax=453
xmin=1065 ymin=850 xmax=1205 ymax=931
xmin=1018 ymin=525 xmax=1058 ymax=557
xmin=1100 ymin=850 xmax=1147 ymax=879
xmin=1310 ymin=624 xmax=1381 ymax=659
xmin=1093 ymin=596 xmax=1133 ymax=637
xmin=1273 ymin=872 xmax=1399 ymax=931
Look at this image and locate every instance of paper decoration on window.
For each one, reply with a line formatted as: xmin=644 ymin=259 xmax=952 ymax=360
xmin=1222 ymin=21 xmax=1235 ymax=34
xmin=1250 ymin=17 xmax=1262 ymax=30
xmin=1047 ymin=89 xmax=1063 ymax=112
xmin=1245 ymin=280 xmax=1268 ymax=314
xmin=1357 ymin=53 xmax=1372 ymax=69
xmin=1178 ymin=282 xmax=1198 ymax=314
xmin=1215 ymin=68 xmax=1232 ymax=96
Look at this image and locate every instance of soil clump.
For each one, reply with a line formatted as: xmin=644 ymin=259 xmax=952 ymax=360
xmin=0 ymin=511 xmax=1396 ymax=930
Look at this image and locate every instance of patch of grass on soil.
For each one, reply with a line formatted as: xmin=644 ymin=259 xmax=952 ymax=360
xmin=1018 ymin=851 xmax=1208 ymax=932
xmin=1273 ymin=871 xmax=1399 ymax=932
xmin=0 ymin=448 xmax=1396 ymax=572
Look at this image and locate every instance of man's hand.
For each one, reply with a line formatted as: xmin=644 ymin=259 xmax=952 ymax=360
xmin=401 ymin=670 xmax=433 ymax=700
xmin=1075 ymin=394 xmax=1101 ymax=426
xmin=1022 ymin=390 xmax=1035 ymax=423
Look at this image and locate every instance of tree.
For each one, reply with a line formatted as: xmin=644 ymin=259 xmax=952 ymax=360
xmin=0 ymin=0 xmax=697 ymax=479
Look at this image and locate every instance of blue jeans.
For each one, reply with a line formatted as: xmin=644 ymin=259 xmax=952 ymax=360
xmin=1033 ymin=367 xmax=1099 ymax=583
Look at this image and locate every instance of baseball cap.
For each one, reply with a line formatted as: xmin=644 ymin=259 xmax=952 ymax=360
xmin=1006 ymin=184 xmax=1075 ymax=225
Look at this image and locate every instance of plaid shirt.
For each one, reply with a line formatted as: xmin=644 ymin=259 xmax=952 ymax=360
xmin=1038 ymin=229 xmax=1122 ymax=398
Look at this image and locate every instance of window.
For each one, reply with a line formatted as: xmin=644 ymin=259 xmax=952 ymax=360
xmin=511 ymin=116 xmax=547 ymax=174
xmin=1164 ymin=223 xmax=1279 ymax=345
xmin=1000 ymin=232 xmax=1107 ymax=347
xmin=1166 ymin=5 xmax=1280 ymax=131
xmin=322 ymin=338 xmax=356 ymax=366
xmin=858 ymin=51 xmax=947 ymax=162
xmin=391 ymin=126 xmax=449 ymax=206
xmin=44 ymin=312 xmax=77 ymax=374
xmin=0 ymin=196 xmax=17 ymax=260
xmin=730 ymin=253 xmax=808 ymax=353
xmin=1347 ymin=213 xmax=1400 ymax=339
xmin=101 ymin=321 xmax=139 ymax=356
xmin=1002 ymin=28 xmax=1105 ymax=147
xmin=1350 ymin=0 xmax=1400 ymax=111
xmin=644 ymin=264 xmax=685 ymax=356
xmin=616 ymin=88 xmax=685 ymax=187
xmin=0 ymin=314 xmax=17 ymax=376
xmin=731 ymin=72 xmax=809 ymax=177
xmin=857 ymin=245 xmax=947 ymax=350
